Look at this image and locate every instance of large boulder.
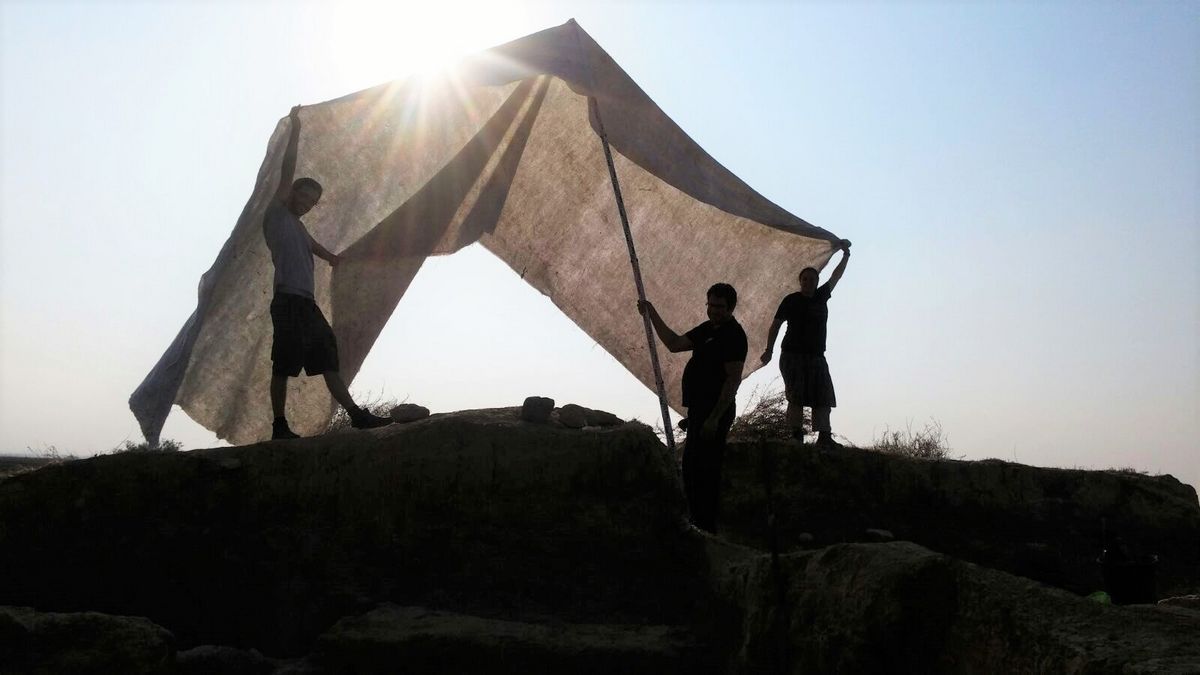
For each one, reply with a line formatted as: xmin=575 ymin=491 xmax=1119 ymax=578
xmin=0 ymin=409 xmax=704 ymax=655
xmin=0 ymin=605 xmax=174 ymax=674
xmin=712 ymin=541 xmax=1200 ymax=673
xmin=314 ymin=604 xmax=715 ymax=674
xmin=720 ymin=441 xmax=1200 ymax=598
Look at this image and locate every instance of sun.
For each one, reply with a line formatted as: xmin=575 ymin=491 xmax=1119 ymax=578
xmin=326 ymin=0 xmax=529 ymax=91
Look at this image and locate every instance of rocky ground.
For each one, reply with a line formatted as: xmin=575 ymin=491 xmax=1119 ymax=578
xmin=1 ymin=408 xmax=1197 ymax=673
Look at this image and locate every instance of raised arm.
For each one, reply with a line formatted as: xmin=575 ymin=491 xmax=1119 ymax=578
xmin=273 ymin=105 xmax=302 ymax=203
xmin=637 ymin=300 xmax=693 ymax=353
xmin=825 ymin=239 xmax=852 ymax=292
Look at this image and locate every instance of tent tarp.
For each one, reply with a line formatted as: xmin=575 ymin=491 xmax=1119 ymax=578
xmin=130 ymin=20 xmax=840 ymax=445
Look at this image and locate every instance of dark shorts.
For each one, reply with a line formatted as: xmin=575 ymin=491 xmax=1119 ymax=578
xmin=780 ymin=351 xmax=836 ymax=408
xmin=270 ymin=292 xmax=339 ymax=377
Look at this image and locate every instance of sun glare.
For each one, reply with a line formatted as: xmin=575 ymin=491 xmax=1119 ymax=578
xmin=327 ymin=1 xmax=527 ymax=91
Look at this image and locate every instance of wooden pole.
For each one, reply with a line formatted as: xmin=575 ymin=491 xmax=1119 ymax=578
xmin=590 ymin=97 xmax=676 ymax=451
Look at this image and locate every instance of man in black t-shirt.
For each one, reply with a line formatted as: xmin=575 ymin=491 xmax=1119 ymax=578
xmin=639 ymin=283 xmax=747 ymax=533
xmin=761 ymin=240 xmax=851 ymax=445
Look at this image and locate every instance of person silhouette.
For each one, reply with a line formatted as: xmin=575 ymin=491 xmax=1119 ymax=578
xmin=262 ymin=105 xmax=392 ymax=440
xmin=639 ymin=283 xmax=747 ymax=533
xmin=760 ymin=240 xmax=851 ymax=445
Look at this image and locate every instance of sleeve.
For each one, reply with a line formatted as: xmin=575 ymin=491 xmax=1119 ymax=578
xmin=818 ymin=283 xmax=833 ymax=300
xmin=684 ymin=322 xmax=708 ymax=347
xmin=773 ymin=295 xmax=790 ymax=321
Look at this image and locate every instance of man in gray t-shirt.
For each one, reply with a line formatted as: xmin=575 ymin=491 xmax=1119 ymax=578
xmin=262 ymin=105 xmax=392 ymax=440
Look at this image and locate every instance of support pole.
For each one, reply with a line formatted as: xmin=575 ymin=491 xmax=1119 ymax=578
xmin=590 ymin=97 xmax=676 ymax=451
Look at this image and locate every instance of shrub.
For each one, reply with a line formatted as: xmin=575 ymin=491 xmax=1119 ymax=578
xmin=869 ymin=420 xmax=954 ymax=460
xmin=113 ymin=438 xmax=183 ymax=453
xmin=728 ymin=384 xmax=800 ymax=441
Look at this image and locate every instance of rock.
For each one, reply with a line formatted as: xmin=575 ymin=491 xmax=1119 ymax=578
xmin=0 ymin=408 xmax=695 ymax=655
xmin=711 ymin=542 xmax=1200 ymax=673
xmin=390 ymin=404 xmax=430 ymax=424
xmin=720 ymin=440 xmax=1200 ymax=597
xmin=0 ymin=605 xmax=174 ymax=674
xmin=583 ymin=408 xmax=624 ymax=427
xmin=316 ymin=604 xmax=714 ymax=674
xmin=865 ymin=528 xmax=894 ymax=542
xmin=557 ymin=404 xmax=588 ymax=429
xmin=176 ymin=644 xmax=273 ymax=675
xmin=520 ymin=396 xmax=554 ymax=423
xmin=1159 ymin=595 xmax=1200 ymax=612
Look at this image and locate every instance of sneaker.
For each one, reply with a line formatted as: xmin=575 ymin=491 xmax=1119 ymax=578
xmin=272 ymin=419 xmax=300 ymax=440
xmin=350 ymin=409 xmax=393 ymax=430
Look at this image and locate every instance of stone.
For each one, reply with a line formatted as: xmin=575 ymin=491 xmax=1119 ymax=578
xmin=711 ymin=542 xmax=1200 ymax=673
xmin=583 ymin=408 xmax=623 ymax=427
xmin=176 ymin=644 xmax=273 ymax=675
xmin=316 ymin=604 xmax=713 ymax=674
xmin=557 ymin=404 xmax=588 ymax=429
xmin=390 ymin=404 xmax=430 ymax=424
xmin=0 ymin=408 xmax=695 ymax=655
xmin=719 ymin=440 xmax=1200 ymax=597
xmin=0 ymin=605 xmax=174 ymax=674
xmin=1158 ymin=595 xmax=1200 ymax=612
xmin=520 ymin=396 xmax=554 ymax=423
xmin=865 ymin=528 xmax=894 ymax=542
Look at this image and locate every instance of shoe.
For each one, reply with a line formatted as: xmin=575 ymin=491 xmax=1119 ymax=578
xmin=272 ymin=419 xmax=300 ymax=440
xmin=791 ymin=427 xmax=806 ymax=442
xmin=350 ymin=410 xmax=393 ymax=430
xmin=815 ymin=433 xmax=842 ymax=449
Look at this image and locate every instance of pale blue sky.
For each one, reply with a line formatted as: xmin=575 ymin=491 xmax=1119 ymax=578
xmin=2 ymin=1 xmax=1196 ymax=489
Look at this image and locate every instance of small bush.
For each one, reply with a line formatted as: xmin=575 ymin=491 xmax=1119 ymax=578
xmin=869 ymin=420 xmax=954 ymax=460
xmin=113 ymin=438 xmax=183 ymax=453
xmin=729 ymin=384 xmax=801 ymax=441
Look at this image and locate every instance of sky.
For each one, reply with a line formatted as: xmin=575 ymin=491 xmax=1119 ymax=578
xmin=1 ymin=1 xmax=1196 ymax=490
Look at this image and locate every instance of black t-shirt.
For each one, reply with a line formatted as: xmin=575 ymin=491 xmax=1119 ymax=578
xmin=682 ymin=319 xmax=748 ymax=410
xmin=776 ymin=283 xmax=832 ymax=354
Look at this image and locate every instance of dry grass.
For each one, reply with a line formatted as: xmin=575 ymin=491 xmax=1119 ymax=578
xmin=869 ymin=420 xmax=955 ymax=460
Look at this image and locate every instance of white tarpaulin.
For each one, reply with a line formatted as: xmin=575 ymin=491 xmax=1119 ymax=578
xmin=131 ymin=20 xmax=840 ymax=445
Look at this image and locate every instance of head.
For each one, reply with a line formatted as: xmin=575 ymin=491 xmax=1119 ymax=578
xmin=706 ymin=283 xmax=737 ymax=323
xmin=799 ymin=267 xmax=819 ymax=296
xmin=287 ymin=177 xmax=323 ymax=217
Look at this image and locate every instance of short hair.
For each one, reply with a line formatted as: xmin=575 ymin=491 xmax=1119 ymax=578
xmin=292 ymin=177 xmax=323 ymax=194
xmin=800 ymin=267 xmax=819 ymax=279
xmin=707 ymin=282 xmax=738 ymax=310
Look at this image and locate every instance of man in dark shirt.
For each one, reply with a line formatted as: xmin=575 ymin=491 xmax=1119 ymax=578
xmin=639 ymin=283 xmax=747 ymax=533
xmin=761 ymin=240 xmax=851 ymax=445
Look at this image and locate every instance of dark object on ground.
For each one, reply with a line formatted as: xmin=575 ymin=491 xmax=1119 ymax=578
xmin=520 ymin=397 xmax=555 ymax=423
xmin=557 ymin=404 xmax=588 ymax=429
xmin=389 ymin=404 xmax=430 ymax=424
xmin=351 ymin=410 xmax=393 ymax=429
xmin=583 ymin=407 xmax=623 ymax=427
xmin=271 ymin=419 xmax=301 ymax=440
xmin=1158 ymin=595 xmax=1200 ymax=611
xmin=0 ymin=605 xmax=174 ymax=674
xmin=720 ymin=440 xmax=1200 ymax=599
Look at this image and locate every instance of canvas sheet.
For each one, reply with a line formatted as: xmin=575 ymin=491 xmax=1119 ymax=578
xmin=131 ymin=20 xmax=840 ymax=445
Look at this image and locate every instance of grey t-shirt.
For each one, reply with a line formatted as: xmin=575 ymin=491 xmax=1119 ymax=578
xmin=263 ymin=201 xmax=315 ymax=299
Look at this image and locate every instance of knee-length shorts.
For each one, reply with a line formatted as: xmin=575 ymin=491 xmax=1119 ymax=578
xmin=779 ymin=351 xmax=836 ymax=408
xmin=270 ymin=293 xmax=340 ymax=377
